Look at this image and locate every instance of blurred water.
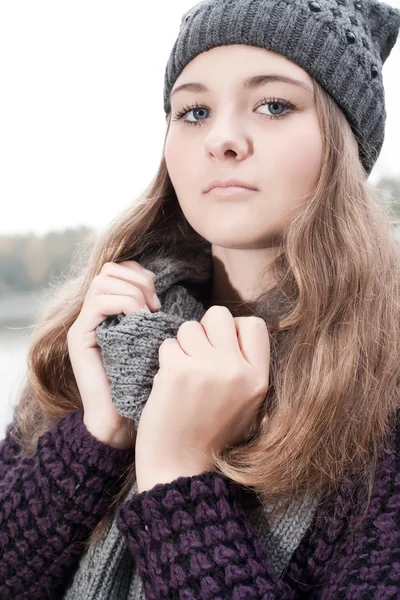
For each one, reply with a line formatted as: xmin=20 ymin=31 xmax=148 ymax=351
xmin=0 ymin=291 xmax=44 ymax=438
xmin=0 ymin=328 xmax=31 ymax=438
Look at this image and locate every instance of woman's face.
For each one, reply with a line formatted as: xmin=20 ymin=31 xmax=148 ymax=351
xmin=164 ymin=44 xmax=323 ymax=249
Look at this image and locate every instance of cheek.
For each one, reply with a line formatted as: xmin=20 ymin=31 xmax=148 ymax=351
xmin=164 ymin=130 xmax=191 ymax=166
xmin=164 ymin=134 xmax=199 ymax=194
xmin=164 ymin=135 xmax=181 ymax=179
xmin=274 ymin=118 xmax=323 ymax=188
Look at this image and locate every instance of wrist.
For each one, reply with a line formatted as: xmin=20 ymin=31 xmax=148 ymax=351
xmin=83 ymin=415 xmax=136 ymax=450
xmin=136 ymin=464 xmax=214 ymax=493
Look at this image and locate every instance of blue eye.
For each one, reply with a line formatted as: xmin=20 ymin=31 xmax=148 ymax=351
xmin=172 ymin=97 xmax=296 ymax=127
xmin=172 ymin=102 xmax=208 ymax=125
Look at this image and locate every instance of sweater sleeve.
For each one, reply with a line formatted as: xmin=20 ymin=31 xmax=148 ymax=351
xmin=116 ymin=470 xmax=298 ymax=599
xmin=116 ymin=424 xmax=400 ymax=599
xmin=0 ymin=409 xmax=135 ymax=600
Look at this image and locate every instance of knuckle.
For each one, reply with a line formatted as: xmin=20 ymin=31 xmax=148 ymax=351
xmin=159 ymin=337 xmax=175 ymax=350
xmin=209 ymin=305 xmax=230 ymax=314
xmin=101 ymin=261 xmax=114 ymax=274
xmin=253 ymin=376 xmax=269 ymax=396
xmin=91 ymin=274 xmax=102 ymax=288
xmin=131 ymin=287 xmax=145 ymax=304
xmin=158 ymin=337 xmax=177 ymax=364
xmin=247 ymin=315 xmax=267 ymax=327
xmin=202 ymin=305 xmax=232 ymax=324
xmin=92 ymin=295 xmax=103 ymax=310
xmin=125 ymin=296 xmax=137 ymax=309
xmin=177 ymin=320 xmax=197 ymax=333
xmin=121 ymin=260 xmax=141 ymax=269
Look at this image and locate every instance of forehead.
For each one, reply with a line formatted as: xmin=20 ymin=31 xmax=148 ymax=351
xmin=174 ymin=45 xmax=314 ymax=90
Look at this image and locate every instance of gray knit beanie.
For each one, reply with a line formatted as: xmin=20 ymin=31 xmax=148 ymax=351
xmin=163 ymin=0 xmax=400 ymax=175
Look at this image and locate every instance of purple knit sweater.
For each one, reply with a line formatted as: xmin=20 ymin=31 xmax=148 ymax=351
xmin=0 ymin=409 xmax=399 ymax=599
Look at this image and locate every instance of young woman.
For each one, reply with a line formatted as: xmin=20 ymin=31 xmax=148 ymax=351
xmin=1 ymin=0 xmax=400 ymax=598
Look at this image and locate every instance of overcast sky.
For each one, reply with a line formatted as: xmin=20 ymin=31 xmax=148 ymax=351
xmin=1 ymin=0 xmax=399 ymax=236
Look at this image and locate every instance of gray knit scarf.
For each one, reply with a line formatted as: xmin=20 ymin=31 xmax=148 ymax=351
xmin=63 ymin=242 xmax=322 ymax=599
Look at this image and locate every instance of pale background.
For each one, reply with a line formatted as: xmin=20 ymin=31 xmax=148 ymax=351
xmin=1 ymin=1 xmax=399 ymax=436
xmin=1 ymin=0 xmax=400 ymax=236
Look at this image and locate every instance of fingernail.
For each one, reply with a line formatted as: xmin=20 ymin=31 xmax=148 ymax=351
xmin=141 ymin=305 xmax=151 ymax=313
xmin=152 ymin=293 xmax=161 ymax=309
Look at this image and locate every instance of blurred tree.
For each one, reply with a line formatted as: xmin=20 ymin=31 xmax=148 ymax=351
xmin=0 ymin=226 xmax=94 ymax=295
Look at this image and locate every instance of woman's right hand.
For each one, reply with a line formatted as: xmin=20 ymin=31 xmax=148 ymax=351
xmin=67 ymin=260 xmax=161 ymax=450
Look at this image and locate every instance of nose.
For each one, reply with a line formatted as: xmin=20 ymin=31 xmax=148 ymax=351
xmin=204 ymin=114 xmax=254 ymax=161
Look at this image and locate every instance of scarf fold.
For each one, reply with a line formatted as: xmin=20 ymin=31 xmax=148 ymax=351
xmin=63 ymin=243 xmax=322 ymax=600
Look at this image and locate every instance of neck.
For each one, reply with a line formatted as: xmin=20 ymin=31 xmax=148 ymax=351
xmin=207 ymin=245 xmax=281 ymax=315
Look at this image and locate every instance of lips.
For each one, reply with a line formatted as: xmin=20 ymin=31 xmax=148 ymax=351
xmin=204 ymin=178 xmax=258 ymax=193
xmin=207 ymin=185 xmax=257 ymax=198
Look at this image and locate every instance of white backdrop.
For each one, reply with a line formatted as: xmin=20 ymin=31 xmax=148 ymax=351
xmin=0 ymin=0 xmax=399 ymax=236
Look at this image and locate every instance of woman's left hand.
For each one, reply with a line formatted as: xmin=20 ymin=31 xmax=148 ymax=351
xmin=135 ymin=305 xmax=270 ymax=492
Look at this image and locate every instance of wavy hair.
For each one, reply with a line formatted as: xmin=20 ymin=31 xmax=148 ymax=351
xmin=11 ymin=78 xmax=400 ymax=547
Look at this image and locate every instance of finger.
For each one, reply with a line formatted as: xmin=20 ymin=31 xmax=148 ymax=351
xmin=80 ymin=295 xmax=146 ymax=334
xmin=200 ymin=306 xmax=242 ymax=355
xmin=119 ymin=260 xmax=156 ymax=279
xmin=88 ymin=275 xmax=147 ymax=309
xmin=99 ymin=262 xmax=160 ymax=310
xmin=176 ymin=320 xmax=211 ymax=356
xmin=234 ymin=316 xmax=270 ymax=378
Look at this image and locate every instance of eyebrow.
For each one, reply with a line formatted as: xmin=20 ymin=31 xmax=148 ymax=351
xmin=170 ymin=73 xmax=313 ymax=98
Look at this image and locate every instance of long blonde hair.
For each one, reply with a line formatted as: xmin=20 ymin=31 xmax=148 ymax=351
xmin=11 ymin=79 xmax=400 ymax=547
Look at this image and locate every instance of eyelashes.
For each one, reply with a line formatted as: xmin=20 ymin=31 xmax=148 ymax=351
xmin=171 ymin=97 xmax=297 ymax=127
